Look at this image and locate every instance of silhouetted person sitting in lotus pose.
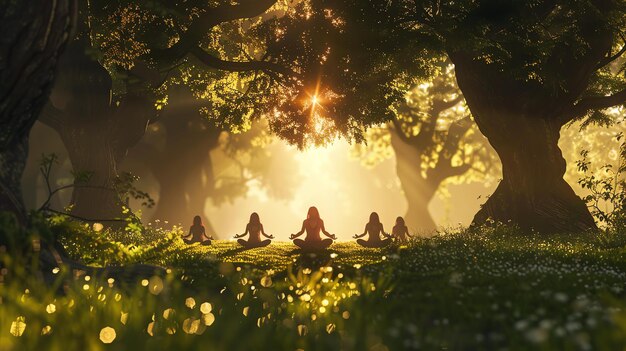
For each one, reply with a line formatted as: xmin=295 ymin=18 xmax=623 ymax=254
xmin=234 ymin=212 xmax=274 ymax=249
xmin=353 ymin=212 xmax=392 ymax=248
xmin=290 ymin=206 xmax=336 ymax=250
xmin=184 ymin=215 xmax=212 ymax=245
xmin=392 ymin=216 xmax=412 ymax=243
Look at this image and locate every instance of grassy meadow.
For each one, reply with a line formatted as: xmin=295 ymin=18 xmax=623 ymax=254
xmin=1 ymin=220 xmax=626 ymax=350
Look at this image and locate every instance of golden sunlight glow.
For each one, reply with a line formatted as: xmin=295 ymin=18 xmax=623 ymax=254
xmin=311 ymin=95 xmax=319 ymax=106
xmin=204 ymin=139 xmax=493 ymax=240
xmin=313 ymin=115 xmax=326 ymax=134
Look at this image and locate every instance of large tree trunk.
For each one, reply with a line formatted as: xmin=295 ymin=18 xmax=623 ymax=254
xmin=471 ymin=115 xmax=595 ymax=233
xmin=61 ymin=127 xmax=122 ymax=220
xmin=42 ymin=40 xmax=156 ymax=222
xmin=0 ymin=139 xmax=29 ymax=220
xmin=451 ymin=54 xmax=597 ymax=233
xmin=0 ymin=0 xmax=76 ymax=226
xmin=390 ymin=129 xmax=437 ymax=233
xmin=0 ymin=4 xmax=165 ymax=281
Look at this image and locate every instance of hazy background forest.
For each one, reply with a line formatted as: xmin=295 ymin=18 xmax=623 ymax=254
xmin=22 ymin=117 xmax=625 ymax=238
xmin=11 ymin=0 xmax=626 ymax=238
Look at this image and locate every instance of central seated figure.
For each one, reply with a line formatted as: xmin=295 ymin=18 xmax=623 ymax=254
xmin=290 ymin=206 xmax=336 ymax=250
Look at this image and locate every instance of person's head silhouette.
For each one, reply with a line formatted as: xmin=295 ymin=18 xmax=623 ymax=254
xmin=307 ymin=206 xmax=320 ymax=220
xmin=193 ymin=215 xmax=203 ymax=227
xmin=369 ymin=212 xmax=380 ymax=224
xmin=250 ymin=212 xmax=260 ymax=224
xmin=396 ymin=216 xmax=405 ymax=226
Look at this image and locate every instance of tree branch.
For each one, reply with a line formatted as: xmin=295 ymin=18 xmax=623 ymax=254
xmin=595 ymin=35 xmax=626 ymax=70
xmin=190 ymin=46 xmax=294 ymax=77
xmin=390 ymin=117 xmax=412 ymax=144
xmin=571 ymin=88 xmax=626 ymax=119
xmin=436 ymin=94 xmax=463 ymax=111
xmin=427 ymin=115 xmax=473 ymax=181
xmin=42 ymin=208 xmax=127 ymax=223
xmin=411 ymin=103 xmax=443 ymax=149
xmin=440 ymin=115 xmax=472 ymax=155
xmin=151 ymin=0 xmax=277 ymax=65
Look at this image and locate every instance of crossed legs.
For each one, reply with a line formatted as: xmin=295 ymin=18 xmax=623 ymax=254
xmin=356 ymin=238 xmax=391 ymax=248
xmin=293 ymin=238 xmax=333 ymax=250
xmin=237 ymin=239 xmax=271 ymax=249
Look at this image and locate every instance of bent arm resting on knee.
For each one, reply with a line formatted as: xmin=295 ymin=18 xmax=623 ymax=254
xmin=261 ymin=224 xmax=274 ymax=239
xmin=321 ymin=220 xmax=336 ymax=240
xmin=234 ymin=224 xmax=249 ymax=239
xmin=353 ymin=225 xmax=367 ymax=239
xmin=201 ymin=228 xmax=212 ymax=241
xmin=290 ymin=221 xmax=306 ymax=240
xmin=184 ymin=227 xmax=194 ymax=240
xmin=381 ymin=224 xmax=392 ymax=238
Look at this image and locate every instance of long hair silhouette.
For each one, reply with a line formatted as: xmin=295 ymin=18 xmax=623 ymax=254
xmin=396 ymin=216 xmax=405 ymax=226
xmin=249 ymin=212 xmax=261 ymax=225
xmin=193 ymin=215 xmax=203 ymax=227
xmin=307 ymin=206 xmax=321 ymax=220
xmin=369 ymin=212 xmax=380 ymax=224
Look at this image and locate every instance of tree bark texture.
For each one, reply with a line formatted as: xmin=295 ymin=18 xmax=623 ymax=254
xmin=0 ymin=0 xmax=76 ymax=225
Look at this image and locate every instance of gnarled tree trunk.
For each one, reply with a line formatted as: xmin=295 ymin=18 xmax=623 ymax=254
xmin=471 ymin=112 xmax=594 ymax=233
xmin=451 ymin=53 xmax=597 ymax=233
xmin=42 ymin=40 xmax=156 ymax=222
xmin=0 ymin=0 xmax=76 ymax=226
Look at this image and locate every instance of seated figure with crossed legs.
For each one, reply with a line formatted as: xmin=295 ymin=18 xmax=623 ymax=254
xmin=289 ymin=206 xmax=336 ymax=250
xmin=234 ymin=212 xmax=274 ymax=249
xmin=184 ymin=215 xmax=212 ymax=245
xmin=353 ymin=212 xmax=392 ymax=248
xmin=392 ymin=216 xmax=413 ymax=243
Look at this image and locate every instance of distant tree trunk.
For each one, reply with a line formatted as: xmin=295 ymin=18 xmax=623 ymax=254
xmin=150 ymin=130 xmax=220 ymax=236
xmin=151 ymin=161 xmax=191 ymax=226
xmin=187 ymin=156 xmax=218 ymax=236
xmin=452 ymin=54 xmax=597 ymax=233
xmin=390 ymin=129 xmax=437 ymax=233
xmin=0 ymin=0 xmax=76 ymax=226
xmin=405 ymin=195 xmax=437 ymax=234
xmin=150 ymin=161 xmax=215 ymax=235
xmin=147 ymin=86 xmax=221 ymax=235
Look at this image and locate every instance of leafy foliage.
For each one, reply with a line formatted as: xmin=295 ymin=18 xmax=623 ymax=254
xmin=354 ymin=60 xmax=498 ymax=185
xmin=259 ymin=0 xmax=435 ymax=145
xmin=114 ymin=172 xmax=156 ymax=209
xmin=49 ymin=214 xmax=180 ymax=267
xmin=577 ymin=132 xmax=626 ymax=236
xmin=86 ymin=0 xmax=290 ymax=136
xmin=36 ymin=154 xmax=154 ymax=223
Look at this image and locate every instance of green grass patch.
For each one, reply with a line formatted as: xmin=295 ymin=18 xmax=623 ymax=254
xmin=1 ymin=221 xmax=626 ymax=350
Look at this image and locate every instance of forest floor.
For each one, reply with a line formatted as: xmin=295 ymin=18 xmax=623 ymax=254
xmin=2 ymin=225 xmax=626 ymax=350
